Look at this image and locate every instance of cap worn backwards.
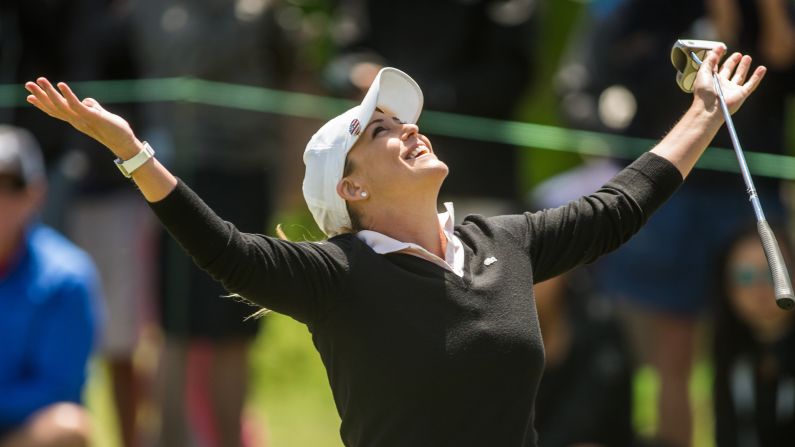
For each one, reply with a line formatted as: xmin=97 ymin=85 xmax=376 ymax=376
xmin=302 ymin=67 xmax=424 ymax=237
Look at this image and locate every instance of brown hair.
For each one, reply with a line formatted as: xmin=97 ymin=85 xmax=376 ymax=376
xmin=223 ymin=223 xmax=294 ymax=320
xmin=239 ymin=151 xmax=366 ymax=319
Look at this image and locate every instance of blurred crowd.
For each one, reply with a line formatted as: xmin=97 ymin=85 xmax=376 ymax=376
xmin=1 ymin=0 xmax=795 ymax=446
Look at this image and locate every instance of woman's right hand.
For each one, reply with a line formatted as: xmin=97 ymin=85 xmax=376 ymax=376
xmin=26 ymin=77 xmax=178 ymax=202
xmin=25 ymin=77 xmax=144 ymax=159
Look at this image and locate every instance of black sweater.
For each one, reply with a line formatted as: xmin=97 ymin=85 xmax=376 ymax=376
xmin=149 ymin=152 xmax=682 ymax=446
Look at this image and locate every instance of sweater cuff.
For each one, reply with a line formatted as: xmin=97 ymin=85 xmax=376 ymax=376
xmin=609 ymin=152 xmax=684 ymax=215
xmin=631 ymin=151 xmax=683 ymax=187
xmin=147 ymin=178 xmax=232 ymax=264
xmin=148 ymin=178 xmax=195 ymax=221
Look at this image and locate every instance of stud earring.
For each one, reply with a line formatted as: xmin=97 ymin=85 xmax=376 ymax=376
xmin=360 ymin=191 xmax=368 ymax=198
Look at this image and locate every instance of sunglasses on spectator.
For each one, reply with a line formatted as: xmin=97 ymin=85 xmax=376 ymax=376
xmin=0 ymin=174 xmax=26 ymax=193
xmin=731 ymin=264 xmax=775 ymax=288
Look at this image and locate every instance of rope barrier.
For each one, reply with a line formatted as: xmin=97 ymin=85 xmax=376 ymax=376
xmin=2 ymin=77 xmax=794 ymax=180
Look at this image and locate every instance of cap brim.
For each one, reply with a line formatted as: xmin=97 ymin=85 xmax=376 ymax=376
xmin=357 ymin=67 xmax=424 ymax=130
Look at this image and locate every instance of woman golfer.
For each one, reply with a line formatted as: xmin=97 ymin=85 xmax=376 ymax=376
xmin=26 ymin=46 xmax=763 ymax=446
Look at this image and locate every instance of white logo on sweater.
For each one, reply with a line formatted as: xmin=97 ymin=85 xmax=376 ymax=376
xmin=484 ymin=257 xmax=498 ymax=266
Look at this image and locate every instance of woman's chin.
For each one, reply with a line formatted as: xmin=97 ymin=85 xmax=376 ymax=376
xmin=418 ymin=157 xmax=448 ymax=175
xmin=423 ymin=161 xmax=449 ymax=182
xmin=402 ymin=158 xmax=449 ymax=189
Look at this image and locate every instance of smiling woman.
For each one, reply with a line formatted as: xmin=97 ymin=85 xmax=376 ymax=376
xmin=338 ymin=107 xmax=441 ymax=235
xmin=336 ymin=109 xmax=449 ymax=256
xmin=24 ymin=50 xmax=768 ymax=446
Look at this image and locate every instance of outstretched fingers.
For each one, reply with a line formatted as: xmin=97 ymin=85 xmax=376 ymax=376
xmin=26 ymin=93 xmax=53 ymax=117
xmin=702 ymin=46 xmax=725 ymax=73
xmin=81 ymin=97 xmax=107 ymax=113
xmin=36 ymin=78 xmax=76 ymax=118
xmin=25 ymin=81 xmax=59 ymax=118
xmin=719 ymin=52 xmax=743 ymax=79
xmin=57 ymin=82 xmax=86 ymax=111
xmin=741 ymin=65 xmax=767 ymax=96
xmin=731 ymin=55 xmax=753 ymax=85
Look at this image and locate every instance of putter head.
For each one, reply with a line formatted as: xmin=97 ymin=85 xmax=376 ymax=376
xmin=671 ymin=39 xmax=726 ymax=93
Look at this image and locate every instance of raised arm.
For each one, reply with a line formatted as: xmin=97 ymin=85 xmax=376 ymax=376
xmin=24 ymin=78 xmax=176 ymax=202
xmin=24 ymin=78 xmax=347 ymax=323
xmin=650 ymin=46 xmax=766 ymax=178
xmin=526 ymin=47 xmax=766 ymax=281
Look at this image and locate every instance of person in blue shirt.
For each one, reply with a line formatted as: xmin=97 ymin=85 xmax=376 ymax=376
xmin=0 ymin=125 xmax=100 ymax=447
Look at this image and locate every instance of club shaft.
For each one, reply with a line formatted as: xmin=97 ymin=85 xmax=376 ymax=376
xmin=711 ymin=74 xmax=766 ymax=222
xmin=690 ymin=51 xmax=765 ymax=221
xmin=688 ymin=51 xmax=794 ymax=310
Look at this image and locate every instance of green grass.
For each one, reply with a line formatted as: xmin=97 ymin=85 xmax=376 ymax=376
xmin=632 ymin=361 xmax=715 ymax=447
xmin=248 ymin=314 xmax=343 ymax=447
xmin=84 ymin=313 xmax=343 ymax=447
xmin=84 ymin=361 xmax=121 ymax=446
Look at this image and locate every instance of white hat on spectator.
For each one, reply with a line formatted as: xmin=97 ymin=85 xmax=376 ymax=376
xmin=0 ymin=125 xmax=45 ymax=187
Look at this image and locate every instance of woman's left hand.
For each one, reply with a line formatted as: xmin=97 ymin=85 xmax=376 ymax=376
xmin=692 ymin=47 xmax=767 ymax=116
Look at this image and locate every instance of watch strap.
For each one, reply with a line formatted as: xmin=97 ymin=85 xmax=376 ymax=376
xmin=114 ymin=142 xmax=155 ymax=178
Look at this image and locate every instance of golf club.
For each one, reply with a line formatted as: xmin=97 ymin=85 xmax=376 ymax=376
xmin=671 ymin=39 xmax=794 ymax=310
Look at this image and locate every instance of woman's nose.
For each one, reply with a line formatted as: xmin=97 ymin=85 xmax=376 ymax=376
xmin=400 ymin=123 xmax=419 ymax=140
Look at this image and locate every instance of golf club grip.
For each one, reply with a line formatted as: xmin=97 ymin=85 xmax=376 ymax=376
xmin=757 ymin=220 xmax=795 ymax=310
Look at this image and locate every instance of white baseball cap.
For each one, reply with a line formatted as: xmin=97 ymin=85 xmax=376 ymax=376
xmin=302 ymin=67 xmax=424 ymax=236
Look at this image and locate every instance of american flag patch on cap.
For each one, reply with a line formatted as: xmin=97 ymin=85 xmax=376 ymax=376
xmin=349 ymin=119 xmax=361 ymax=136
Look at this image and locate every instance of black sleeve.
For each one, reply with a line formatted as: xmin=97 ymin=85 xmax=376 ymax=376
xmin=500 ymin=152 xmax=682 ymax=283
xmin=149 ymin=180 xmax=350 ymax=324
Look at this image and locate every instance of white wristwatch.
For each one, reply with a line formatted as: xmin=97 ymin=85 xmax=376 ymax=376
xmin=114 ymin=142 xmax=155 ymax=178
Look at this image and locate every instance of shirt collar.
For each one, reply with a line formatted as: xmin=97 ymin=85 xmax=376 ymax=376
xmin=355 ymin=202 xmax=465 ymax=277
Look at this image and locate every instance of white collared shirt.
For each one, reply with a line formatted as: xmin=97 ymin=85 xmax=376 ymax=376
xmin=355 ymin=202 xmax=466 ymax=277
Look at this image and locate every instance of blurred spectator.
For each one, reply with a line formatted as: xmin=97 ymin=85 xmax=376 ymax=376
xmin=531 ymin=161 xmax=634 ymax=447
xmin=1 ymin=3 xmax=156 ymax=446
xmin=712 ymin=224 xmax=795 ymax=447
xmin=60 ymin=4 xmax=159 ymax=447
xmin=557 ymin=1 xmax=795 ymax=445
xmin=325 ymin=0 xmax=538 ymax=219
xmin=128 ymin=1 xmax=294 ymax=446
xmin=0 ymin=125 xmax=100 ymax=447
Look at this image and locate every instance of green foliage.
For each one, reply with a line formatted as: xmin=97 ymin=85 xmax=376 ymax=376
xmin=248 ymin=314 xmax=343 ymax=446
xmin=249 ymin=314 xmax=330 ymax=394
xmin=517 ymin=0 xmax=588 ymax=192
